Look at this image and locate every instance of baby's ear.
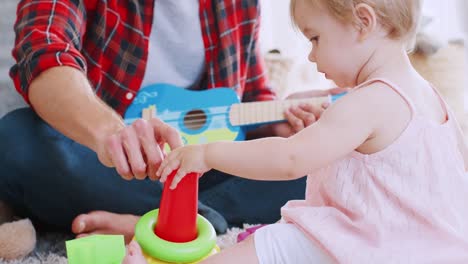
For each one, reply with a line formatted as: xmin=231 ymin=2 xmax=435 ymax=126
xmin=354 ymin=3 xmax=378 ymax=41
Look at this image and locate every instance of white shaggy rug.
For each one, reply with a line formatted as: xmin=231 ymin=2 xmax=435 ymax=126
xmin=0 ymin=225 xmax=255 ymax=264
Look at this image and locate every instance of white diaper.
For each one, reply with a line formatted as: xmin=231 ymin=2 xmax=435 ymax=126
xmin=254 ymin=223 xmax=334 ymax=264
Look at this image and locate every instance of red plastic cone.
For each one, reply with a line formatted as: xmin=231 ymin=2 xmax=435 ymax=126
xmin=154 ymin=170 xmax=199 ymax=243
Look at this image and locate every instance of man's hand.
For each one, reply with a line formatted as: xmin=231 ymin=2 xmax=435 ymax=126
xmin=28 ymin=67 xmax=180 ymax=182
xmin=96 ymin=117 xmax=183 ymax=181
xmin=272 ymin=87 xmax=348 ymax=137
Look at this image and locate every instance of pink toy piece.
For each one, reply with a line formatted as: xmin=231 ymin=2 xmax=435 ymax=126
xmin=236 ymin=224 xmax=268 ymax=243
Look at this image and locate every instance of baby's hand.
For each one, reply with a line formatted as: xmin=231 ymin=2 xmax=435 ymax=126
xmin=156 ymin=145 xmax=210 ymax=189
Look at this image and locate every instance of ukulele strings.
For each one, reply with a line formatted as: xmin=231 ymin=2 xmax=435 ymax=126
xmin=140 ymin=98 xmax=311 ymax=124
xmin=161 ymin=111 xmax=285 ymax=125
xmin=157 ymin=106 xmax=286 ymax=124
xmin=136 ymin=97 xmax=320 ymax=124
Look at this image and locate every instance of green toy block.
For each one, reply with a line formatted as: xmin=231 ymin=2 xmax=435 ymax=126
xmin=66 ymin=234 xmax=126 ymax=264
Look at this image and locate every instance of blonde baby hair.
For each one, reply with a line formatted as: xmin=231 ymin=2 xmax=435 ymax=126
xmin=290 ymin=0 xmax=421 ymax=42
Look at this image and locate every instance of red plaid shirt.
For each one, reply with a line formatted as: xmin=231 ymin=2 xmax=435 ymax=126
xmin=10 ymin=0 xmax=275 ymax=116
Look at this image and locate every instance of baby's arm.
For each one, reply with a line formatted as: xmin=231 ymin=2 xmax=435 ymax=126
xmin=205 ymin=87 xmax=378 ymax=180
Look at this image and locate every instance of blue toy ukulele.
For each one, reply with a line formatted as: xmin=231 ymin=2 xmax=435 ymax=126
xmin=124 ymin=83 xmax=342 ymax=145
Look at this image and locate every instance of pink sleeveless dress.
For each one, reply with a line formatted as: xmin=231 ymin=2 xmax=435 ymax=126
xmin=281 ymin=79 xmax=468 ymax=263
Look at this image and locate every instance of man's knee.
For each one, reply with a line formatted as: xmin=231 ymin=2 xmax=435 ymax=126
xmin=0 ymin=108 xmax=44 ymax=165
xmin=0 ymin=108 xmax=39 ymax=209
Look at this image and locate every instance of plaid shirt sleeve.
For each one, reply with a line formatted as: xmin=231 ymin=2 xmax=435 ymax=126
xmin=9 ymin=0 xmax=87 ymax=104
xmin=240 ymin=3 xmax=276 ymax=103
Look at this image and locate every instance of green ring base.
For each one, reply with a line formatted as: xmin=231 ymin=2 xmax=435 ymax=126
xmin=135 ymin=209 xmax=218 ymax=263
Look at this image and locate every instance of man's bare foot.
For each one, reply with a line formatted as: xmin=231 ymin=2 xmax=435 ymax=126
xmin=122 ymin=241 xmax=148 ymax=264
xmin=71 ymin=211 xmax=140 ymax=244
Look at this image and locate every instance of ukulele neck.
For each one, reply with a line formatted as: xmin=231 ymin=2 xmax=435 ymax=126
xmin=229 ymin=96 xmax=329 ymax=126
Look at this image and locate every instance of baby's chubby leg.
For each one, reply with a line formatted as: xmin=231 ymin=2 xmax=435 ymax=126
xmin=122 ymin=241 xmax=148 ymax=264
xmin=201 ymin=235 xmax=259 ymax=264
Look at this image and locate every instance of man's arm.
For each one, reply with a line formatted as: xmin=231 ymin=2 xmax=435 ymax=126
xmin=11 ymin=0 xmax=87 ymax=104
xmin=29 ymin=67 xmax=124 ymax=155
xmin=30 ymin=68 xmax=183 ymax=177
xmin=11 ymin=0 xmax=181 ymax=178
xmin=10 ymin=0 xmax=123 ymax=159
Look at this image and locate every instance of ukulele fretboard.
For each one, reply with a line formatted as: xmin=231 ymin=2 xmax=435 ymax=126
xmin=229 ymin=96 xmax=330 ymax=126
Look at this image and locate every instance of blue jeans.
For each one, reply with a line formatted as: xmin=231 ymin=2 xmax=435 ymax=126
xmin=0 ymin=108 xmax=306 ymax=233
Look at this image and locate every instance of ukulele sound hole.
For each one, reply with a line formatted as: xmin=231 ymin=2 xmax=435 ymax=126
xmin=183 ymin=109 xmax=207 ymax=131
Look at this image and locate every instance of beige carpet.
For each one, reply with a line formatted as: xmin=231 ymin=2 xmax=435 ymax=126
xmin=0 ymin=227 xmax=250 ymax=264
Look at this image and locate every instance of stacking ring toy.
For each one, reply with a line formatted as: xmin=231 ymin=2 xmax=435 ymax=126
xmin=135 ymin=209 xmax=216 ymax=263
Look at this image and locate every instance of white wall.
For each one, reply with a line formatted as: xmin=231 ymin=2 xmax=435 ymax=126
xmin=421 ymin=0 xmax=467 ymax=111
xmin=259 ymin=0 xmax=334 ymax=96
xmin=455 ymin=0 xmax=468 ymax=111
xmin=422 ymin=0 xmax=464 ymax=43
